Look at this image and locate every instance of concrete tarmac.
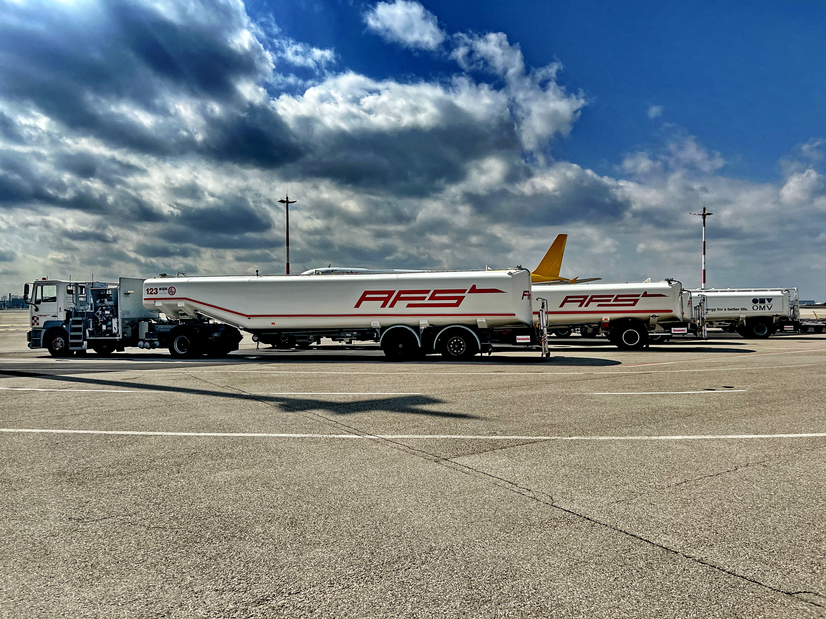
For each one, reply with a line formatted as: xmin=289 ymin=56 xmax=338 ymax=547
xmin=1 ymin=309 xmax=824 ymax=618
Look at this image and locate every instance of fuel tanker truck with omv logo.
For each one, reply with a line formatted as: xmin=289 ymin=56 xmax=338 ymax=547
xmin=24 ymin=268 xmax=548 ymax=360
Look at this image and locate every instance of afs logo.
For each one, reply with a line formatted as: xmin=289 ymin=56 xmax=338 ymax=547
xmin=559 ymin=291 xmax=667 ymax=308
xmin=355 ymin=285 xmax=506 ymax=309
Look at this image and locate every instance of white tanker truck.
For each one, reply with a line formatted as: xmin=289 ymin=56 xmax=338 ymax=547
xmin=24 ymin=269 xmax=545 ymax=360
xmin=690 ymin=288 xmax=800 ymax=338
xmin=532 ymin=279 xmax=698 ymax=349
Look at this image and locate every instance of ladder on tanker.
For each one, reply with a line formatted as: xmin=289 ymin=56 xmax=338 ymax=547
xmin=68 ymin=317 xmax=86 ymax=350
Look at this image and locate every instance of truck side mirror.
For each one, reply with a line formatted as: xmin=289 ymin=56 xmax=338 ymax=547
xmin=23 ymin=283 xmax=29 ymax=302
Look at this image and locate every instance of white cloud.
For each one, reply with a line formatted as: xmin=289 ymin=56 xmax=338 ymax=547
xmin=364 ymin=0 xmax=445 ymax=51
xmin=647 ymin=105 xmax=663 ymax=119
xmin=451 ymin=32 xmax=585 ymax=154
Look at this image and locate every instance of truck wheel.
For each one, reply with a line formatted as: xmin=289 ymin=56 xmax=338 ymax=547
xmin=611 ymin=324 xmax=648 ymax=350
xmin=439 ymin=329 xmax=479 ymax=360
xmin=46 ymin=329 xmax=71 ymax=357
xmin=552 ymin=328 xmax=572 ymax=338
xmin=381 ymin=329 xmax=421 ymax=360
xmin=579 ymin=326 xmax=599 ymax=338
xmin=169 ymin=330 xmax=199 ymax=358
xmin=748 ymin=320 xmax=772 ymax=339
xmin=92 ymin=344 xmax=116 ymax=356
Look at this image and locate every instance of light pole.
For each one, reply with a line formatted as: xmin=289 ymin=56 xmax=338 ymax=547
xmin=690 ymin=206 xmax=713 ymax=289
xmin=278 ymin=194 xmax=297 ymax=274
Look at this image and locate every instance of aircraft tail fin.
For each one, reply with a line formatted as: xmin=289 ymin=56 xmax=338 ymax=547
xmin=532 ymin=234 xmax=567 ymax=279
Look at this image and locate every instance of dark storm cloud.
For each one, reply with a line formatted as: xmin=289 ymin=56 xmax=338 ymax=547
xmin=134 ymin=243 xmax=196 ymax=259
xmin=0 ymin=0 xmax=303 ymax=167
xmin=0 ymin=112 xmax=22 ymax=143
xmin=63 ymin=229 xmax=116 ymax=244
xmin=153 ymin=201 xmax=279 ymax=250
xmin=55 ymin=152 xmax=143 ymax=184
xmin=287 ymin=113 xmax=520 ymax=197
xmin=176 ymin=202 xmax=273 ymax=234
xmin=465 ymin=164 xmax=631 ymax=225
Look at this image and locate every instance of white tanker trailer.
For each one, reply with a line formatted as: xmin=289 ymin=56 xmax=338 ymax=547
xmin=532 ymin=279 xmax=697 ymax=349
xmin=690 ymin=288 xmax=800 ymax=338
xmin=25 ymin=269 xmax=543 ymax=360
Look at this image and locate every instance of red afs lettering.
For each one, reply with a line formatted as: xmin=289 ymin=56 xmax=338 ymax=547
xmin=559 ymin=291 xmax=669 ymax=309
xmin=584 ymin=294 xmax=614 ymax=307
xmin=559 ymin=295 xmax=589 ymax=308
xmin=388 ymin=290 xmax=430 ymax=308
xmin=522 ymin=290 xmax=532 ymax=300
xmin=407 ymin=289 xmax=466 ymax=308
xmin=467 ymin=284 xmax=505 ymax=295
xmin=354 ymin=290 xmax=396 ymax=308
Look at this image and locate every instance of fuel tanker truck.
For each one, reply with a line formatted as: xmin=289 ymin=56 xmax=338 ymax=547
xmin=532 ymin=279 xmax=698 ymax=349
xmin=24 ymin=269 xmax=545 ymax=360
xmin=690 ymin=287 xmax=800 ymax=338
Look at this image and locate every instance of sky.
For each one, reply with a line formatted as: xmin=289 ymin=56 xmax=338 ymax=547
xmin=0 ymin=0 xmax=824 ymax=301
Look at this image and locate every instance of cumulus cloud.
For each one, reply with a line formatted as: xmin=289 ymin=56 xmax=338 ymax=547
xmin=364 ymin=0 xmax=446 ymax=51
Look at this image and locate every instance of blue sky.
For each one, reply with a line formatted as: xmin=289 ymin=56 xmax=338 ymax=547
xmin=0 ymin=0 xmax=824 ymax=299
xmin=258 ymin=0 xmax=825 ymax=181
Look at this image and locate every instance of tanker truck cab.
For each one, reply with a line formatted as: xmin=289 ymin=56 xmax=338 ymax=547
xmin=25 ymin=279 xmax=81 ymax=356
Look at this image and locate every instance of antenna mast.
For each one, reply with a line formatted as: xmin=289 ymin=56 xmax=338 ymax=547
xmin=690 ymin=206 xmax=713 ymax=289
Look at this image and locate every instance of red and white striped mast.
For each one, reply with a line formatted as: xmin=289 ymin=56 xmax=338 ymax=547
xmin=690 ymin=206 xmax=713 ymax=289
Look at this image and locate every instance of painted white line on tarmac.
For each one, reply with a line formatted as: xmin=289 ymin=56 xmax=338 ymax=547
xmin=589 ymin=390 xmax=746 ymax=395
xmin=2 ymin=428 xmax=825 ymax=441
xmin=0 ymin=387 xmax=137 ymax=393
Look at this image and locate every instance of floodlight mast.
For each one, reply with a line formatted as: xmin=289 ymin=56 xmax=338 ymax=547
xmin=690 ymin=206 xmax=713 ymax=289
xmin=278 ymin=195 xmax=297 ymax=274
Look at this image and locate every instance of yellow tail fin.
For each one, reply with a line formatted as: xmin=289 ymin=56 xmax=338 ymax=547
xmin=532 ymin=234 xmax=567 ymax=280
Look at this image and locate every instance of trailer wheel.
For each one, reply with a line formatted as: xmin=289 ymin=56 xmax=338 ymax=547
xmin=439 ymin=329 xmax=479 ymax=360
xmin=46 ymin=329 xmax=71 ymax=357
xmin=381 ymin=328 xmax=421 ymax=360
xmin=169 ymin=329 xmax=199 ymax=358
xmin=92 ymin=344 xmax=116 ymax=356
xmin=552 ymin=328 xmax=572 ymax=338
xmin=611 ymin=324 xmax=648 ymax=350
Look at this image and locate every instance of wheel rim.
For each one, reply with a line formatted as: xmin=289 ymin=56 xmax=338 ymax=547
xmin=174 ymin=336 xmax=191 ymax=355
xmin=621 ymin=329 xmax=641 ymax=347
xmin=753 ymin=323 xmax=769 ymax=336
xmin=53 ymin=337 xmax=66 ymax=351
xmin=446 ymin=336 xmax=467 ymax=356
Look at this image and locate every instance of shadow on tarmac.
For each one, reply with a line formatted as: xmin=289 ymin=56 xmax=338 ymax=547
xmin=0 ymin=369 xmax=473 ymax=419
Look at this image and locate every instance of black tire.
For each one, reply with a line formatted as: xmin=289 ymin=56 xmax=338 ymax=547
xmin=611 ymin=324 xmax=648 ymax=350
xmin=46 ymin=329 xmax=71 ymax=357
xmin=438 ymin=329 xmax=479 ymax=360
xmin=741 ymin=320 xmax=772 ymax=339
xmin=169 ymin=330 xmax=200 ymax=358
xmin=579 ymin=326 xmax=599 ymax=338
xmin=381 ymin=329 xmax=421 ymax=360
xmin=92 ymin=344 xmax=116 ymax=356
xmin=552 ymin=328 xmax=572 ymax=338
